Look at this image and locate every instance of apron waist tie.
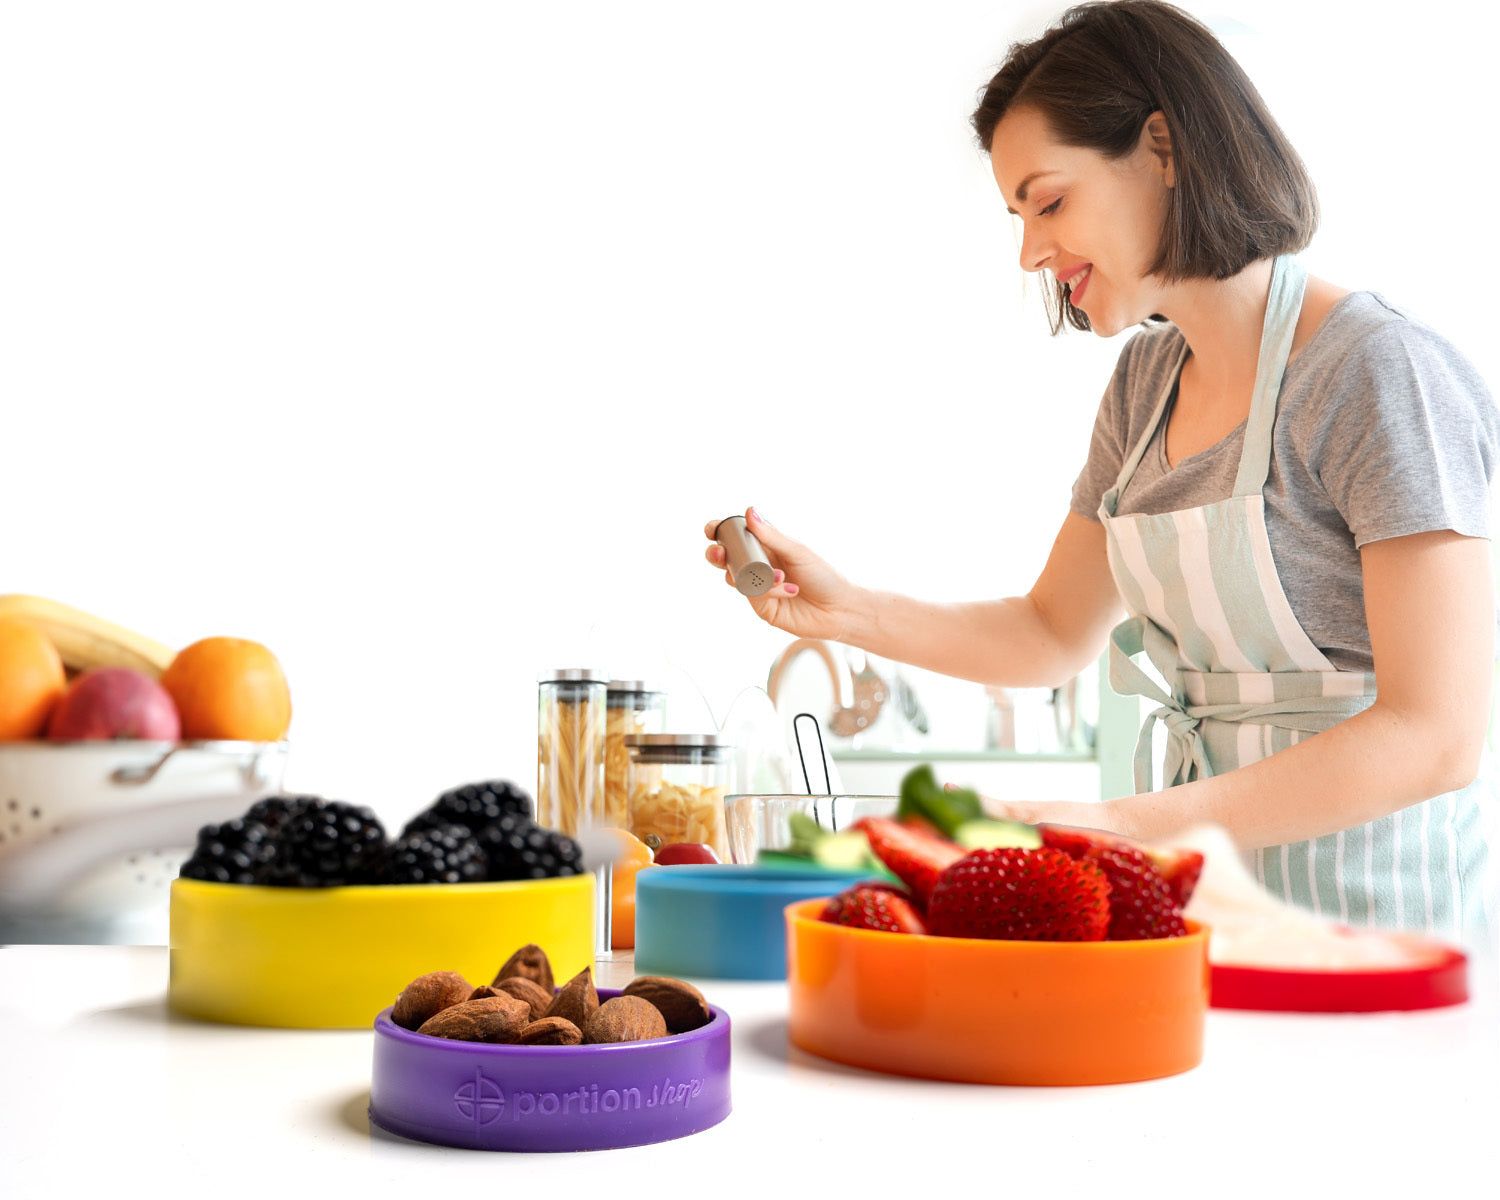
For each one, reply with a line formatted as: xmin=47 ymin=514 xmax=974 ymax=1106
xmin=1110 ymin=615 xmax=1376 ymax=793
xmin=1135 ymin=695 xmax=1372 ymax=792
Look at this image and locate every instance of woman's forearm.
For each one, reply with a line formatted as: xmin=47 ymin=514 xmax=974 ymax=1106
xmin=840 ymin=590 xmax=1095 ymax=689
xmin=840 ymin=511 xmax=1126 ymax=690
xmin=1092 ymin=699 xmax=1487 ymax=849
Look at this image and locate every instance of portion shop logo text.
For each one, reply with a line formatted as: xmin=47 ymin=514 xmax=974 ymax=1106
xmin=453 ymin=1068 xmax=706 ymax=1131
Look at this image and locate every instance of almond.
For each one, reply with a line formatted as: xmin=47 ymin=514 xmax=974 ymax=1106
xmin=544 ymin=967 xmax=598 ymax=1028
xmin=621 ymin=975 xmax=712 ymax=1033
xmin=493 ymin=943 xmax=554 ymax=994
xmin=517 ymin=1016 xmax=583 ymax=1046
xmin=392 ymin=970 xmax=473 ymax=1031
xmin=416 ymin=994 xmax=530 ymax=1043
xmin=493 ymin=975 xmax=553 ymax=1020
xmin=582 ymin=995 xmax=668 ymax=1044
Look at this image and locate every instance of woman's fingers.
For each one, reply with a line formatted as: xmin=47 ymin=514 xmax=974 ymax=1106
xmin=705 ymin=507 xmax=785 ymax=573
xmin=704 ymin=507 xmax=803 ymax=604
xmin=744 ymin=507 xmax=792 ymax=555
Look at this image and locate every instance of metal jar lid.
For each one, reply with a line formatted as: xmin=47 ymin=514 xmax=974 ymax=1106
xmin=607 ymin=680 xmax=664 ymax=706
xmin=624 ymin=732 xmax=731 ymax=761
xmin=539 ymin=668 xmax=610 ymax=683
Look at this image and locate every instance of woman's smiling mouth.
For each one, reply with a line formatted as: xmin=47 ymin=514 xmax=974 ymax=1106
xmin=1058 ymin=264 xmax=1092 ymax=304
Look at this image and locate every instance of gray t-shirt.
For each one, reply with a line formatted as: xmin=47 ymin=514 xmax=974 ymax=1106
xmin=1070 ymin=292 xmax=1499 ymax=672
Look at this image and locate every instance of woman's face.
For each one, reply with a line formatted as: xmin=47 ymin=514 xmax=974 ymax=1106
xmin=990 ymin=105 xmax=1176 ymax=337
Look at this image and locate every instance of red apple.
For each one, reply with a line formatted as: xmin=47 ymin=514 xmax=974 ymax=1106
xmin=46 ymin=667 xmax=181 ymax=740
xmin=653 ymin=842 xmax=721 ymax=866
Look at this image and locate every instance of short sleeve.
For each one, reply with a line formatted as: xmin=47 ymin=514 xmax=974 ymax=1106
xmin=1300 ymin=311 xmax=1500 ymax=547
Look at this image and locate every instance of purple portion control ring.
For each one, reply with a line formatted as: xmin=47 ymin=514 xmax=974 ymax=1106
xmin=369 ymin=989 xmax=732 ymax=1152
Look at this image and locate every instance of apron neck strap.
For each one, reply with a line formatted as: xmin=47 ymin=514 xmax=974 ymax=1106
xmin=1100 ymin=339 xmax=1188 ymax=517
xmin=1232 ymin=255 xmax=1307 ymax=497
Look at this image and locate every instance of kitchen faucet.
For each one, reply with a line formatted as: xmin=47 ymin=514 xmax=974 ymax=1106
xmin=766 ymin=639 xmax=886 ymax=738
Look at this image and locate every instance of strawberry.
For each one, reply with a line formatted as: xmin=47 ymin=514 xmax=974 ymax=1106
xmin=1040 ymin=822 xmax=1193 ymax=937
xmin=925 ymin=847 xmax=1111 ymax=941
xmin=897 ymin=813 xmax=948 ymax=840
xmin=820 ymin=883 xmax=928 ymax=934
xmin=1038 ymin=822 xmax=1132 ymax=858
xmin=856 ymin=817 xmax=966 ymax=907
xmin=1145 ymin=845 xmax=1205 ymax=908
xmin=1091 ymin=845 xmax=1189 ymax=940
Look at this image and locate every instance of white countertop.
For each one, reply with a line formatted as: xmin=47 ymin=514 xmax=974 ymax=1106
xmin=2 ymin=943 xmax=1497 ymax=1197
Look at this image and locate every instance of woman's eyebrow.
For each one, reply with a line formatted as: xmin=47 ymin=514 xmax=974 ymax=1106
xmin=1006 ymin=170 xmax=1058 ymax=214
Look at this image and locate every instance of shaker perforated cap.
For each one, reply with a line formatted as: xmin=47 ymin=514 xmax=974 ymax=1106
xmin=713 ymin=515 xmax=775 ymax=597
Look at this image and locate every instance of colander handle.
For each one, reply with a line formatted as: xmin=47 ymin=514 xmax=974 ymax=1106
xmin=108 ymin=741 xmax=284 ymax=788
xmin=0 ymin=793 xmax=254 ymax=910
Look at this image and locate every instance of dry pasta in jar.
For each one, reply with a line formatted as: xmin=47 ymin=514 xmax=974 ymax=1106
xmin=604 ymin=681 xmax=665 ymax=830
xmin=536 ymin=669 xmax=608 ymax=838
xmin=625 ymin=733 xmax=732 ymax=861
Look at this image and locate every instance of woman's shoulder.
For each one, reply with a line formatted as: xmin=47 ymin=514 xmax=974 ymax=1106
xmin=1284 ymin=289 xmax=1497 ymax=455
xmin=1299 ymin=291 xmax=1486 ymax=387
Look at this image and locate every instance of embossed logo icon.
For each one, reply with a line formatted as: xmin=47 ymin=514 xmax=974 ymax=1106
xmin=453 ymin=1068 xmax=505 ymax=1132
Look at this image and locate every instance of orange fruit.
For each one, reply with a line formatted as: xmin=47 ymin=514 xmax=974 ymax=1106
xmin=0 ymin=618 xmax=67 ymax=739
xmin=159 ymin=636 xmax=292 ymax=742
xmin=605 ymin=827 xmax=656 ymax=950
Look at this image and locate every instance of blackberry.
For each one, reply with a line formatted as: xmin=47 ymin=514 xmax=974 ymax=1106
xmin=243 ymin=794 xmax=321 ymax=834
xmin=386 ymin=822 xmax=487 ymax=885
xmin=179 ymin=817 xmax=278 ymax=884
xmin=400 ymin=779 xmax=534 ymax=841
xmin=482 ymin=811 xmax=584 ymax=881
xmin=259 ymin=798 xmax=390 ymax=887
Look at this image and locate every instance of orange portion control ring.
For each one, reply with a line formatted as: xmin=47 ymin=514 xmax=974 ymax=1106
xmin=605 ymin=827 xmax=655 ymax=950
xmin=786 ymin=898 xmax=1210 ymax=1086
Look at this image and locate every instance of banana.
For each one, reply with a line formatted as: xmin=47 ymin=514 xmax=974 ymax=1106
xmin=0 ymin=594 xmax=176 ymax=678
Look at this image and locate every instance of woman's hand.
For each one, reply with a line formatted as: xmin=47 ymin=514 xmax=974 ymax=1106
xmin=703 ymin=508 xmax=867 ymax=644
xmin=974 ymin=791 xmax=1134 ymax=836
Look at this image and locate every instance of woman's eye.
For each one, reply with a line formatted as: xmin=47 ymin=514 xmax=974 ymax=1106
xmin=1039 ymin=198 xmax=1062 ymax=216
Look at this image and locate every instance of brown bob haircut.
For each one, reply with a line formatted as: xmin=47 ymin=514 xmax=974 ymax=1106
xmin=972 ymin=0 xmax=1319 ymax=333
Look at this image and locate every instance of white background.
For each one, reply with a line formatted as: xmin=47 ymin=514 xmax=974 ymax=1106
xmin=2 ymin=1 xmax=1493 ymax=829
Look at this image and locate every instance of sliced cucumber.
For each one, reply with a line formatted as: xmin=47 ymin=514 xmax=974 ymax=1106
xmin=755 ymin=849 xmax=828 ymax=870
xmin=952 ymin=817 xmax=1042 ymax=851
xmin=754 ymin=848 xmax=892 ymax=879
xmin=785 ymin=812 xmax=826 ymax=856
xmin=812 ymin=830 xmax=880 ymax=871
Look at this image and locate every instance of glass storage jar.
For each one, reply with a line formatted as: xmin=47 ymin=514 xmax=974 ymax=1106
xmin=604 ymin=681 xmax=665 ymax=830
xmin=625 ymin=733 xmax=733 ymax=861
xmin=536 ymin=668 xmax=608 ymax=839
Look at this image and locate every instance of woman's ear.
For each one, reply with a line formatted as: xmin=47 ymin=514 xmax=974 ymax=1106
xmin=1142 ymin=111 xmax=1175 ymax=187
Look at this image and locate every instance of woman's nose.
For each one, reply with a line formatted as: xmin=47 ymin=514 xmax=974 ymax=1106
xmin=1017 ymin=219 xmax=1052 ymax=274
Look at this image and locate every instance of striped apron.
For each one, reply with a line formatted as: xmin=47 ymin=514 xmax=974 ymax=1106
xmin=1099 ymin=255 xmax=1496 ymax=942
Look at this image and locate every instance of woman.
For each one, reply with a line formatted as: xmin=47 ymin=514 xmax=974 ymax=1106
xmin=704 ymin=1 xmax=1498 ymax=944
